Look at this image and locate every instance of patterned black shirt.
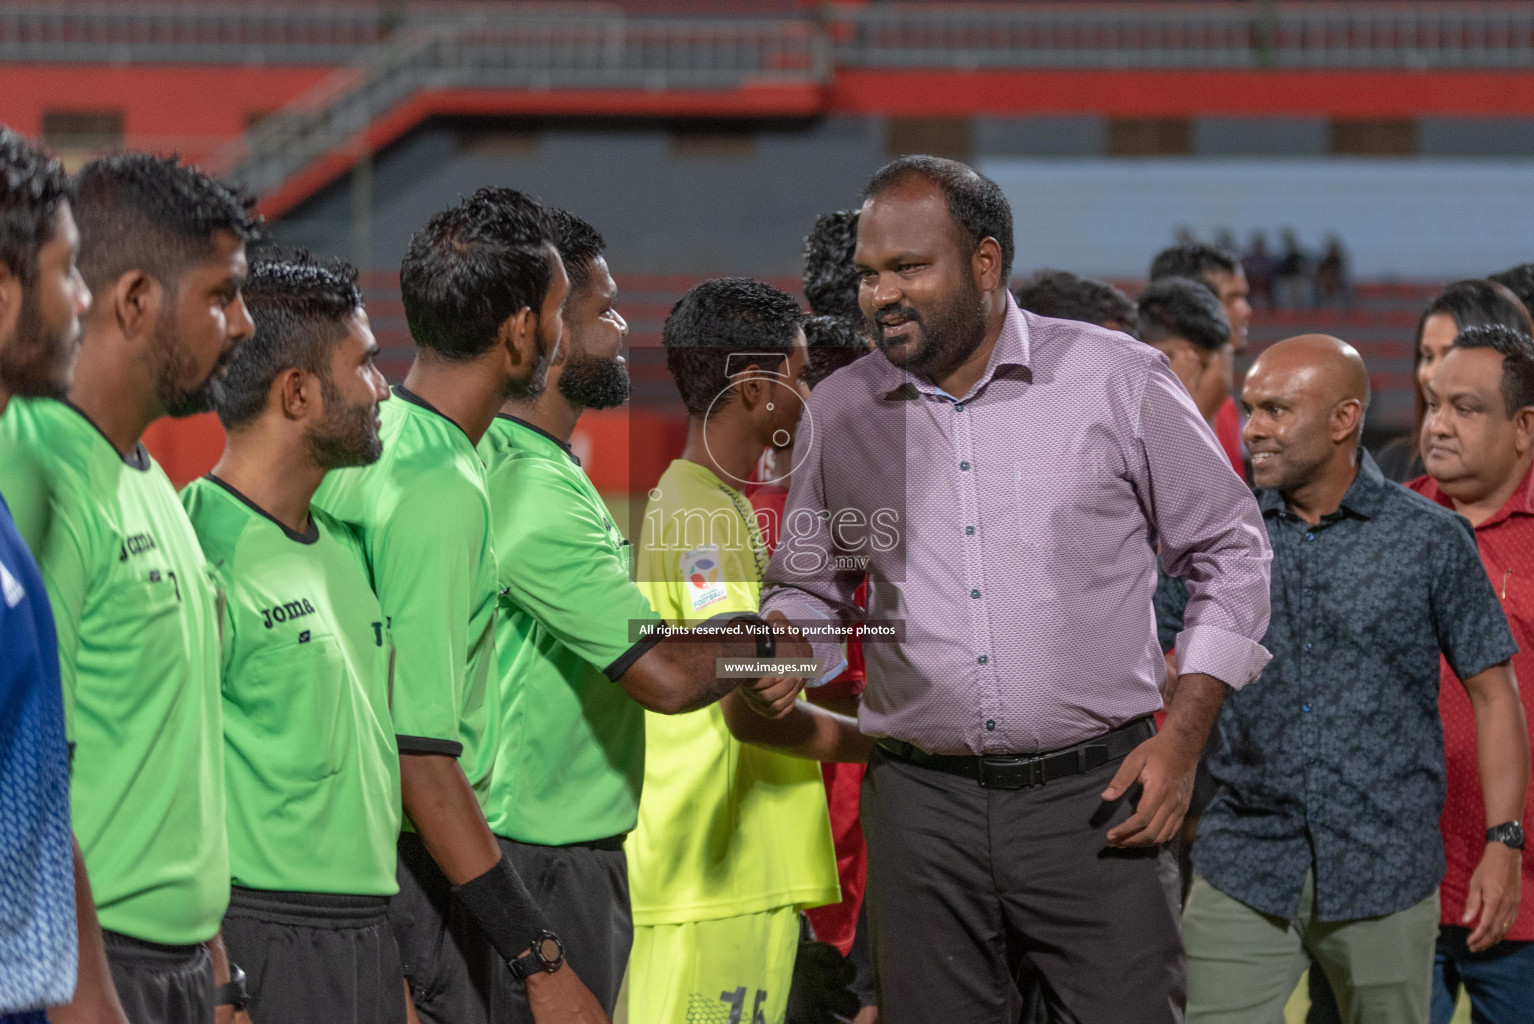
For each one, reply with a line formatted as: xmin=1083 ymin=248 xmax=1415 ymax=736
xmin=1194 ymin=450 xmax=1518 ymax=921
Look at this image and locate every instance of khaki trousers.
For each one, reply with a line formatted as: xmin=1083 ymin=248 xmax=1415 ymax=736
xmin=1184 ymin=872 xmax=1438 ymax=1024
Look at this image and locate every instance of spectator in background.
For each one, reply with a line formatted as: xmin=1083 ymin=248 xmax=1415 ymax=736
xmin=1314 ymin=237 xmax=1351 ymax=308
xmin=1136 ymin=277 xmax=1234 ymax=426
xmin=1488 ymin=264 xmax=1534 ymax=320
xmin=1274 ymin=230 xmax=1310 ymax=308
xmin=1244 ymin=233 xmax=1274 ymax=310
xmin=1012 ymin=269 xmax=1137 ymax=336
xmin=1412 ymin=324 xmax=1534 ymax=1024
xmin=1149 ymin=242 xmax=1251 ymax=479
xmin=1375 ymin=280 xmax=1533 ymax=483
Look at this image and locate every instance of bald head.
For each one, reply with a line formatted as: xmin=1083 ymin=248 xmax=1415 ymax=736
xmin=1243 ymin=334 xmax=1371 ymax=499
xmin=1252 ymin=334 xmax=1370 ymax=412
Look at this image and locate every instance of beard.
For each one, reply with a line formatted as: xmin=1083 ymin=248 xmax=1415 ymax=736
xmin=504 ymin=313 xmax=559 ymax=402
xmin=304 ymin=376 xmax=383 ymax=470
xmin=866 ymin=270 xmax=988 ymax=380
xmin=151 ymin=306 xmax=231 ymax=418
xmin=1 ymin=287 xmax=76 ymax=400
xmin=558 ymin=348 xmax=630 ymax=410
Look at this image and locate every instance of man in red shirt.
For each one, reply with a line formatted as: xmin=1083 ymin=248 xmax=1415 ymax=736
xmin=1412 ymin=323 xmax=1534 ymax=1024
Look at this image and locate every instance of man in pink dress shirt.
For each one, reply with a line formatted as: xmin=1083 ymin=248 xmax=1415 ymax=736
xmin=761 ymin=156 xmax=1274 ymax=1023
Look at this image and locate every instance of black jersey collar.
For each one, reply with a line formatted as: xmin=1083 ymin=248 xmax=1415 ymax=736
xmin=495 ymin=414 xmax=580 ymax=466
xmin=203 ymin=473 xmax=320 ymax=545
xmin=61 ymin=400 xmax=151 ymax=472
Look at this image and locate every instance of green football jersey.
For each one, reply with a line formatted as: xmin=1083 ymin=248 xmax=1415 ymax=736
xmin=182 ymin=476 xmax=401 ymax=896
xmin=478 ymin=415 xmax=661 ymax=846
xmin=313 ymin=387 xmax=499 ymax=797
xmin=0 ymin=398 xmax=228 ymax=945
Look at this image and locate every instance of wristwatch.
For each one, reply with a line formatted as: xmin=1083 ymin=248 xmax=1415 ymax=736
xmin=508 ymin=930 xmax=566 ymax=983
xmin=215 ymin=963 xmax=249 ymax=1011
xmin=1487 ymin=821 xmax=1526 ymax=850
xmin=730 ymin=613 xmax=776 ymax=659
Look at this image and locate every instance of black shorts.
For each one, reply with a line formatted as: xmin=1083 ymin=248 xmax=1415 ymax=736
xmin=103 ymin=930 xmax=213 ymax=1024
xmin=391 ymin=831 xmax=494 ymax=1024
xmin=222 ymin=886 xmax=407 ymax=1024
xmin=489 ymin=834 xmax=631 ymax=1022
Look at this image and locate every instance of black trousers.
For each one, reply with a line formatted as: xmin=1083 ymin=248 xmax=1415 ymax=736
xmin=222 ymin=886 xmax=408 ymax=1024
xmin=861 ymin=744 xmax=1185 ymax=1024
xmin=489 ymin=835 xmax=632 ymax=1022
xmin=103 ymin=930 xmax=214 ymax=1024
xmin=391 ymin=831 xmax=494 ymax=1024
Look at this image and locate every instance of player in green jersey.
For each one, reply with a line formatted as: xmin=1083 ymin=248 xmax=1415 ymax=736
xmin=480 ymin=212 xmax=835 ymax=1024
xmin=312 ymin=189 xmax=608 ymax=1024
xmin=623 ymin=278 xmax=871 ymax=1024
xmin=180 ymin=253 xmax=404 ymax=1023
xmin=0 ymin=153 xmax=261 ymax=1024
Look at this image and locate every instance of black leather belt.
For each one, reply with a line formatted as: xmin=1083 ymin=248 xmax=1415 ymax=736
xmin=876 ymin=716 xmax=1156 ymax=790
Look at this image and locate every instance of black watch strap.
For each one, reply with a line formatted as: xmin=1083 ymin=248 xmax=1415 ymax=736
xmin=729 ymin=613 xmax=775 ymax=659
xmin=215 ymin=963 xmax=249 ymax=1010
xmin=508 ymin=930 xmax=565 ymax=983
xmin=1487 ymin=821 xmax=1526 ymax=850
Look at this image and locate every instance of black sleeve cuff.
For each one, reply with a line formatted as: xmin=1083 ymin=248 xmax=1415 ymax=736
xmin=396 ymin=735 xmax=464 ymax=757
xmin=603 ymin=636 xmax=661 ymax=682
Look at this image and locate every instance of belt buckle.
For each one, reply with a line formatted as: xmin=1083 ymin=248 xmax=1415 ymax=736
xmin=978 ymin=755 xmax=1046 ymax=789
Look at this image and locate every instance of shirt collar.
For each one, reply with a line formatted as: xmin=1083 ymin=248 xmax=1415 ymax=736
xmin=496 ymin=414 xmax=580 ymax=466
xmin=1412 ymin=460 xmax=1534 ymax=529
xmin=1258 ymin=447 xmax=1388 ymax=520
xmin=879 ymin=291 xmax=1031 ymax=403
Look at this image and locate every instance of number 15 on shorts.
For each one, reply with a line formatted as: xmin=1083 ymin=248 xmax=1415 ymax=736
xmin=720 ymin=986 xmax=767 ymax=1024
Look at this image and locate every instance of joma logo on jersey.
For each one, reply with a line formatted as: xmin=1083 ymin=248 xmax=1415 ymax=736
xmin=261 ymin=598 xmax=316 ymax=629
xmin=118 ymin=533 xmax=157 ymax=561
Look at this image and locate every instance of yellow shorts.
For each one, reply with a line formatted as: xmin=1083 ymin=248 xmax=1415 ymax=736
xmin=618 ymin=906 xmax=801 ymax=1024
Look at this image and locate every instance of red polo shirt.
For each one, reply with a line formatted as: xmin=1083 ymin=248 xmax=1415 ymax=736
xmin=1410 ymin=466 xmax=1534 ymax=940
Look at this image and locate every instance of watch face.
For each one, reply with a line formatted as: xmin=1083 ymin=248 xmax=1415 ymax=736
xmin=537 ymin=936 xmax=562 ymax=964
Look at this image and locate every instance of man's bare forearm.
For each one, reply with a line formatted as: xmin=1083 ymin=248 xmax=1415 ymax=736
xmin=1159 ymin=671 xmax=1225 ymax=762
xmin=48 ymin=837 xmax=128 ymax=1024
xmin=398 ymin=753 xmax=503 ymax=884
xmin=620 ymin=617 xmax=813 ymax=716
xmin=1464 ymin=665 xmax=1530 ymax=829
xmin=720 ymin=691 xmax=873 ymax=763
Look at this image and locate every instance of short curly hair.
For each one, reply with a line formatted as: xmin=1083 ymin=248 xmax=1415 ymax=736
xmin=803 ymin=210 xmax=860 ymax=320
xmin=72 ymin=152 xmax=262 ymax=294
xmin=1136 ymin=277 xmax=1231 ymax=352
xmin=863 ymin=156 xmax=1014 ymax=282
xmin=400 ymin=187 xmax=558 ymax=362
xmin=663 ymin=277 xmax=803 ymax=419
xmin=802 ymin=315 xmax=867 ymax=390
xmin=1148 ymin=242 xmax=1241 ymax=285
xmin=0 ymin=127 xmax=72 ymax=286
xmin=1013 ymin=270 xmax=1136 ymax=335
xmin=216 ymin=251 xmax=363 ymax=430
xmin=547 ymin=207 xmax=605 ymax=299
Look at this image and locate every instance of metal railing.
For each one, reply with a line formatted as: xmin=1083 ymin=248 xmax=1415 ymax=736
xmin=830 ymin=3 xmax=1534 ymax=70
xmin=6 ymin=3 xmax=1534 ymax=70
xmin=217 ymin=12 xmax=827 ymax=197
xmin=0 ymin=3 xmax=387 ymax=64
